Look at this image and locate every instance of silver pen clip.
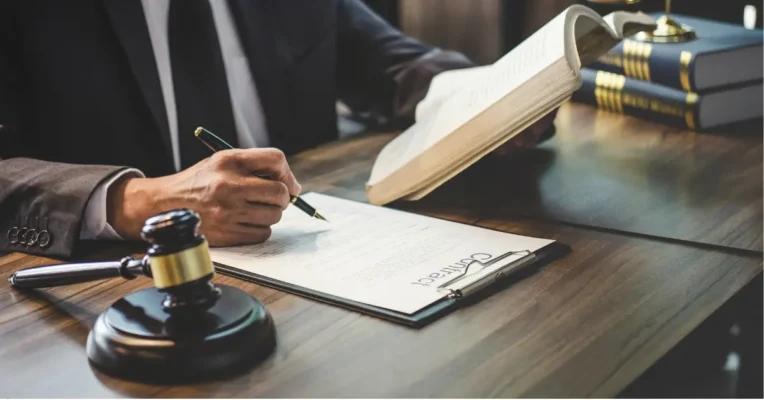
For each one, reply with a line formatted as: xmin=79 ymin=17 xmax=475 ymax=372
xmin=436 ymin=250 xmax=534 ymax=299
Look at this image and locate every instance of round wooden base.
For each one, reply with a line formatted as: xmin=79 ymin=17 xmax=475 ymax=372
xmin=86 ymin=285 xmax=275 ymax=383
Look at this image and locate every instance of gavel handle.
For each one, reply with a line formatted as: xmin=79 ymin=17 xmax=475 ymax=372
xmin=8 ymin=256 xmax=150 ymax=289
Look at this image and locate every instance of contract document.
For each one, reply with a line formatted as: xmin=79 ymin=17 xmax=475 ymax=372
xmin=209 ymin=193 xmax=564 ymax=321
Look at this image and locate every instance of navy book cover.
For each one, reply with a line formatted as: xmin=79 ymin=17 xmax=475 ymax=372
xmin=589 ymin=13 xmax=763 ymax=92
xmin=572 ymin=68 xmax=702 ymax=130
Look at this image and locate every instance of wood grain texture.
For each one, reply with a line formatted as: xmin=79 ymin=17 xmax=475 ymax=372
xmin=423 ymin=103 xmax=763 ymax=251
xmin=0 ymin=220 xmax=759 ymax=397
xmin=0 ymin=105 xmax=761 ymax=397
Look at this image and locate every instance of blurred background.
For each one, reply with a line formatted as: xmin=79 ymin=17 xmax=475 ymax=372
xmin=364 ymin=0 xmax=761 ymax=65
xmin=358 ymin=1 xmax=762 ymax=398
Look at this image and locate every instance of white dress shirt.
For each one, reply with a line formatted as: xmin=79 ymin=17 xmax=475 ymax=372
xmin=80 ymin=0 xmax=269 ymax=239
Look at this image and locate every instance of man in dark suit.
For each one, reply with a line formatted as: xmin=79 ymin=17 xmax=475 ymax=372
xmin=0 ymin=0 xmax=555 ymax=259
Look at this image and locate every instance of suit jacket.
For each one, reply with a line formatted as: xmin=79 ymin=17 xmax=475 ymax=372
xmin=0 ymin=0 xmax=474 ymax=259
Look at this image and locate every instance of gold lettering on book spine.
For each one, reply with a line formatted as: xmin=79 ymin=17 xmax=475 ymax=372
xmin=680 ymin=51 xmax=693 ymax=92
xmin=622 ymin=40 xmax=653 ymax=81
xmin=630 ymin=41 xmax=641 ymax=80
xmin=596 ymin=70 xmax=697 ymax=129
xmin=614 ymin=74 xmax=625 ymax=113
xmin=595 ymin=72 xmax=607 ymax=111
xmin=595 ymin=87 xmax=605 ymax=111
xmin=607 ymin=72 xmax=616 ymax=112
xmin=595 ymin=71 xmax=625 ymax=113
xmin=598 ymin=51 xmax=623 ymax=67
xmin=641 ymin=43 xmax=653 ymax=82
xmin=608 ymin=77 xmax=617 ymax=112
xmin=605 ymin=73 xmax=615 ymax=112
xmin=621 ymin=41 xmax=629 ymax=78
xmin=623 ymin=40 xmax=634 ymax=78
xmin=685 ymin=93 xmax=698 ymax=130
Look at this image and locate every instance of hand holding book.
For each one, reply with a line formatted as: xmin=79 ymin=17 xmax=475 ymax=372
xmin=418 ymin=67 xmax=560 ymax=155
xmin=492 ymin=109 xmax=559 ymax=155
xmin=366 ymin=5 xmax=657 ymax=206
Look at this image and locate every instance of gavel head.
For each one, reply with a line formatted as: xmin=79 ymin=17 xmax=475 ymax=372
xmin=140 ymin=209 xmax=221 ymax=314
xmin=86 ymin=208 xmax=275 ymax=382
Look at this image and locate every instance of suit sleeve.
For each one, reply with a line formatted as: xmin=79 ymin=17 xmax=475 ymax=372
xmin=335 ymin=0 xmax=476 ymax=127
xmin=0 ymin=159 xmax=130 ymax=259
xmin=0 ymin=5 xmax=128 ymax=259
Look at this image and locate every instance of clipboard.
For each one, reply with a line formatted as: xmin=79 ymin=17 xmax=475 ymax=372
xmin=213 ymin=241 xmax=569 ymax=328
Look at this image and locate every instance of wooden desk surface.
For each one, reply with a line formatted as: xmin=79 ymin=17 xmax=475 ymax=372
xmin=0 ymin=105 xmax=761 ymax=397
xmin=424 ymin=103 xmax=763 ymax=252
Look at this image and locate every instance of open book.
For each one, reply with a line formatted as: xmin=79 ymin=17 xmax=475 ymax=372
xmin=365 ymin=5 xmax=656 ymax=205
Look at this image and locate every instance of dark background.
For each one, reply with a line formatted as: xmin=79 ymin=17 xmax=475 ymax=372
xmin=358 ymin=2 xmax=763 ymax=398
xmin=364 ymin=0 xmax=761 ymax=63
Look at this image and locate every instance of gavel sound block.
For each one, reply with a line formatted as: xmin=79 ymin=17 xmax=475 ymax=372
xmin=9 ymin=209 xmax=276 ymax=383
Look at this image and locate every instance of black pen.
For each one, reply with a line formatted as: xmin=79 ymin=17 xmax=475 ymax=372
xmin=195 ymin=127 xmax=328 ymax=221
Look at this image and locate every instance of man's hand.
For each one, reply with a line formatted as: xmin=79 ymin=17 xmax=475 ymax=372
xmin=493 ymin=108 xmax=559 ymax=156
xmin=107 ymin=148 xmax=301 ymax=246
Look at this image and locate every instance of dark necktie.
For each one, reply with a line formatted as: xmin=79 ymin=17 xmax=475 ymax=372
xmin=169 ymin=0 xmax=238 ymax=169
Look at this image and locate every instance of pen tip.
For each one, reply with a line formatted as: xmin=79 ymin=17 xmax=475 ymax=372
xmin=195 ymin=127 xmax=203 ymax=137
xmin=313 ymin=212 xmax=328 ymax=222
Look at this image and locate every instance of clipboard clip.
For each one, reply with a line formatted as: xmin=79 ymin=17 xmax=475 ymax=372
xmin=436 ymin=250 xmax=535 ymax=300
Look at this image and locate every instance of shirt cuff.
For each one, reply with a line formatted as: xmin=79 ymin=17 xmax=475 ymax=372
xmin=80 ymin=168 xmax=145 ymax=240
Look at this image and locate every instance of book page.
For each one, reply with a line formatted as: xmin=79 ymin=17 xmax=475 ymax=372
xmin=404 ymin=89 xmax=573 ymax=201
xmin=415 ymin=65 xmax=491 ymax=122
xmin=209 ymin=193 xmax=554 ymax=315
xmin=426 ymin=13 xmax=568 ymax=141
xmin=575 ymin=12 xmax=655 ymax=66
xmin=575 ymin=24 xmax=620 ymax=66
xmin=367 ymin=115 xmax=437 ymax=186
xmin=604 ymin=11 xmax=657 ymax=38
xmin=368 ymin=10 xmax=570 ymax=190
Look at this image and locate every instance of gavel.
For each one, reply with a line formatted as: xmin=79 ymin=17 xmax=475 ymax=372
xmin=9 ymin=209 xmax=275 ymax=383
xmin=10 ymin=209 xmax=221 ymax=311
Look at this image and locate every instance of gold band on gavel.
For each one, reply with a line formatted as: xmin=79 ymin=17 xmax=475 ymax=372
xmin=148 ymin=241 xmax=214 ymax=288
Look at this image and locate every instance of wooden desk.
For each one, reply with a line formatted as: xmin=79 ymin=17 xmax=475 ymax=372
xmin=0 ymin=106 xmax=761 ymax=397
xmin=421 ymin=103 xmax=763 ymax=252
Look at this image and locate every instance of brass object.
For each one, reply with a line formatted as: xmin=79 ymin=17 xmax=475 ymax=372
xmin=684 ymin=93 xmax=699 ymax=129
xmin=591 ymin=70 xmax=700 ymax=130
xmin=622 ymin=40 xmax=653 ymax=80
xmin=594 ymin=71 xmax=627 ymax=113
xmin=148 ymin=241 xmax=214 ymax=288
xmin=679 ymin=50 xmax=693 ymax=90
xmin=636 ymin=13 xmax=697 ymax=43
xmin=8 ymin=208 xmax=276 ymax=383
xmin=587 ymin=0 xmax=697 ymax=43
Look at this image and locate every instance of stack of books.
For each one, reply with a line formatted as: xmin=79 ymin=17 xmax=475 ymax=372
xmin=572 ymin=13 xmax=763 ymax=130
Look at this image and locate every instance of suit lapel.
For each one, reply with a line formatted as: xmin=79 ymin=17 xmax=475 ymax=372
xmin=227 ymin=0 xmax=298 ymax=153
xmin=102 ymin=0 xmax=172 ymax=160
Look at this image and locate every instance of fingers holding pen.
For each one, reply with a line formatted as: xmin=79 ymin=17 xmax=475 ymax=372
xmin=220 ymin=148 xmax=302 ymax=196
xmin=108 ymin=139 xmax=312 ymax=246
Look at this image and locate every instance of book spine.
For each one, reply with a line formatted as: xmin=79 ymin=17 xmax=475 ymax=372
xmin=572 ymin=69 xmax=700 ymax=130
xmin=588 ymin=39 xmax=697 ymax=92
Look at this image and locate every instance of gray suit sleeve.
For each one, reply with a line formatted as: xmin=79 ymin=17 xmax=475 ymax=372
xmin=336 ymin=0 xmax=476 ymax=127
xmin=0 ymin=157 xmax=129 ymax=258
xmin=335 ymin=0 xmax=557 ymax=142
xmin=0 ymin=8 xmax=130 ymax=259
